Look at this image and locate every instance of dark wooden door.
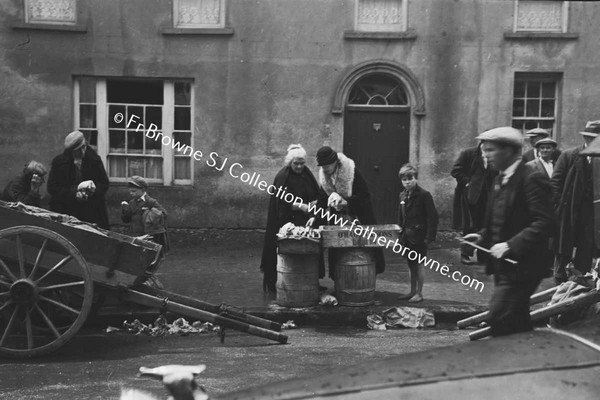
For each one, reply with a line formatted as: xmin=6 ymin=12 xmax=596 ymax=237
xmin=343 ymin=106 xmax=410 ymax=224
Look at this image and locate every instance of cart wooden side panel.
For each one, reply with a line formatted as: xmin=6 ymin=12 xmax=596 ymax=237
xmin=0 ymin=203 xmax=161 ymax=288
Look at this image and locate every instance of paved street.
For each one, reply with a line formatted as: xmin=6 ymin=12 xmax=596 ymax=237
xmin=0 ymin=325 xmax=467 ymax=399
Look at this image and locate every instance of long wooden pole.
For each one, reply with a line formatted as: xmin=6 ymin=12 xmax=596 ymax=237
xmin=469 ymin=290 xmax=600 ymax=341
xmin=123 ymin=289 xmax=288 ymax=344
xmin=134 ymin=285 xmax=282 ymax=332
xmin=457 ymin=286 xmax=559 ymax=329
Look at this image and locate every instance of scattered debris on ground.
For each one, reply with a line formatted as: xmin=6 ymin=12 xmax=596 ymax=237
xmin=107 ymin=315 xmax=220 ymax=336
xmin=281 ymin=320 xmax=297 ymax=329
xmin=367 ymin=307 xmax=435 ymax=330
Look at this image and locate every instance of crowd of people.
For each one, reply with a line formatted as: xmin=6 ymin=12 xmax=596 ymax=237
xmin=1 ymin=130 xmax=169 ymax=252
xmin=3 ymin=123 xmax=597 ymax=337
xmin=261 ymin=121 xmax=599 ymax=337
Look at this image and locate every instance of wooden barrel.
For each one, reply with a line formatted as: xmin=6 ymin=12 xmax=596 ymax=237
xmin=333 ymin=248 xmax=376 ymax=306
xmin=276 ymin=254 xmax=319 ymax=307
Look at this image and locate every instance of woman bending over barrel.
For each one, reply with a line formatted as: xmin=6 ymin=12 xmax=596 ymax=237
xmin=315 ymin=146 xmax=385 ymax=276
xmin=260 ymin=144 xmax=321 ymax=294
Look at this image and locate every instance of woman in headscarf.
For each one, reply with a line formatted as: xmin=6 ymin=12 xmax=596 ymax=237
xmin=260 ymin=144 xmax=321 ymax=294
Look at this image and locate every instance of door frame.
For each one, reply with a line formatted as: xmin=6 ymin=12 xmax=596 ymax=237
xmin=331 ymin=60 xmax=425 ymax=164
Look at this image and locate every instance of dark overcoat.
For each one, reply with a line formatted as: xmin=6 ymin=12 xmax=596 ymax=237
xmin=47 ymin=147 xmax=110 ymax=229
xmin=480 ymin=162 xmax=555 ymax=281
xmin=259 ymin=166 xmax=320 ymax=293
xmin=550 ymin=145 xmax=595 ymax=260
xmin=451 ymin=146 xmax=495 ymax=230
xmin=2 ymin=173 xmax=42 ymax=206
xmin=525 ymin=158 xmax=553 ymax=180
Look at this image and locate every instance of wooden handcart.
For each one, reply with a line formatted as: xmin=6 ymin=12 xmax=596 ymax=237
xmin=0 ymin=201 xmax=287 ymax=358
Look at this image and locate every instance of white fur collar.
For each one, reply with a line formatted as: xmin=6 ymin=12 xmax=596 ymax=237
xmin=318 ymin=153 xmax=355 ymax=198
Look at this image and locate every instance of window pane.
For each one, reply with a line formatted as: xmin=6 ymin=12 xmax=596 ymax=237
xmin=80 ymin=105 xmax=96 ymax=128
xmin=175 ymin=82 xmax=192 ymax=105
xmin=512 ymin=99 xmax=525 ymax=117
xmin=516 ymin=0 xmax=564 ymax=32
xmin=127 ymin=157 xmax=146 ymax=177
xmin=174 ymin=107 xmax=191 ymax=130
xmin=79 ymin=78 xmax=96 ymax=103
xmin=145 ymin=158 xmax=163 ymax=179
xmin=514 ymin=81 xmax=526 ymax=98
xmin=541 ymin=100 xmax=555 ymax=117
xmin=540 ymin=120 xmax=554 ymax=131
xmin=146 ymin=106 xmax=162 ymax=128
xmin=109 ymin=105 xmax=126 ymax=128
xmin=81 ymin=129 xmax=98 ymax=148
xmin=527 ymin=82 xmax=541 ymax=98
xmin=146 ymin=136 xmax=162 ymax=154
xmin=128 ymin=130 xmax=144 ymax=154
xmin=176 ymin=0 xmax=223 ymax=27
xmin=512 ymin=120 xmax=525 ymax=132
xmin=128 ymin=106 xmax=144 ymax=128
xmin=174 ymin=132 xmax=191 ymax=146
xmin=107 ymin=80 xmax=163 ymax=105
xmin=109 ymin=130 xmax=126 ymax=153
xmin=108 ymin=156 xmax=127 ymax=178
xmin=175 ymin=157 xmax=191 ymax=180
xmin=524 ymin=120 xmax=539 ymax=130
xmin=526 ymin=100 xmax=540 ymax=117
xmin=542 ymin=82 xmax=556 ymax=98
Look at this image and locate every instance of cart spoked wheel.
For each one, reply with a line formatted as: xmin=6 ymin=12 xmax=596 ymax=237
xmin=0 ymin=226 xmax=93 ymax=358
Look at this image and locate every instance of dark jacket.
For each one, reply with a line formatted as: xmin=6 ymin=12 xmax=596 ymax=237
xmin=550 ymin=145 xmax=594 ymax=258
xmin=122 ymin=194 xmax=167 ymax=236
xmin=397 ymin=185 xmax=438 ymax=245
xmin=2 ymin=173 xmax=42 ymax=206
xmin=260 ymin=166 xmax=321 ymax=292
xmin=480 ymin=162 xmax=555 ymax=281
xmin=522 ymin=147 xmax=562 ymax=164
xmin=47 ymin=147 xmax=110 ymax=229
xmin=451 ymin=146 xmax=496 ymax=230
xmin=525 ymin=158 xmax=553 ymax=180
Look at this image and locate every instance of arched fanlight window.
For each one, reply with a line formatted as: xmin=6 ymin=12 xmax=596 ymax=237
xmin=348 ymin=74 xmax=409 ymax=106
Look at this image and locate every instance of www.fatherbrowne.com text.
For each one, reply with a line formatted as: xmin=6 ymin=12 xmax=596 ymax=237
xmin=124 ymin=113 xmax=485 ymax=293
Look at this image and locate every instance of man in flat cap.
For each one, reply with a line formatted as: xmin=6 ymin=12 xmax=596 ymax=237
xmin=451 ymin=142 xmax=497 ymax=265
xmin=551 ymin=121 xmax=600 ymax=284
xmin=526 ymin=137 xmax=558 ymax=180
xmin=47 ymin=130 xmax=110 ymax=228
xmin=2 ymin=161 xmax=48 ymax=207
xmin=464 ymin=127 xmax=555 ymax=337
xmin=522 ymin=127 xmax=561 ymax=164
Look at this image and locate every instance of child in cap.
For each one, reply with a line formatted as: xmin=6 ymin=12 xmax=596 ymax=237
xmin=397 ymin=164 xmax=438 ymax=303
xmin=121 ymin=176 xmax=170 ymax=254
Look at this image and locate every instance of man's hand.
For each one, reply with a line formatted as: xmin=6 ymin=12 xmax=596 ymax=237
xmin=75 ymin=191 xmax=88 ymax=202
xmin=462 ymin=233 xmax=482 ymax=244
xmin=490 ymin=242 xmax=510 ymax=259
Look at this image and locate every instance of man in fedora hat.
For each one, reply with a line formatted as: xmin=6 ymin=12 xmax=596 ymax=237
xmin=526 ymin=137 xmax=558 ymax=180
xmin=522 ymin=127 xmax=561 ymax=164
xmin=464 ymin=127 xmax=555 ymax=336
xmin=551 ymin=121 xmax=600 ymax=284
xmin=47 ymin=130 xmax=110 ymax=228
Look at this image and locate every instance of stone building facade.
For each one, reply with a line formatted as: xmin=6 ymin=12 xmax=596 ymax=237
xmin=0 ymin=0 xmax=598 ymax=228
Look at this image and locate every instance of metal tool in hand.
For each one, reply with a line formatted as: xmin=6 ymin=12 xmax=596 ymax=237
xmin=459 ymin=240 xmax=518 ymax=265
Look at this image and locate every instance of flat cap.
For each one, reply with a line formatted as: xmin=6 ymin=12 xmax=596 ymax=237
xmin=534 ymin=137 xmax=558 ymax=148
xmin=316 ymin=146 xmax=338 ymax=166
xmin=128 ymin=175 xmax=148 ymax=189
xmin=525 ymin=127 xmax=550 ymax=138
xmin=64 ymin=130 xmax=86 ymax=150
xmin=580 ymin=121 xmax=600 ymax=137
xmin=476 ymin=127 xmax=523 ymax=148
